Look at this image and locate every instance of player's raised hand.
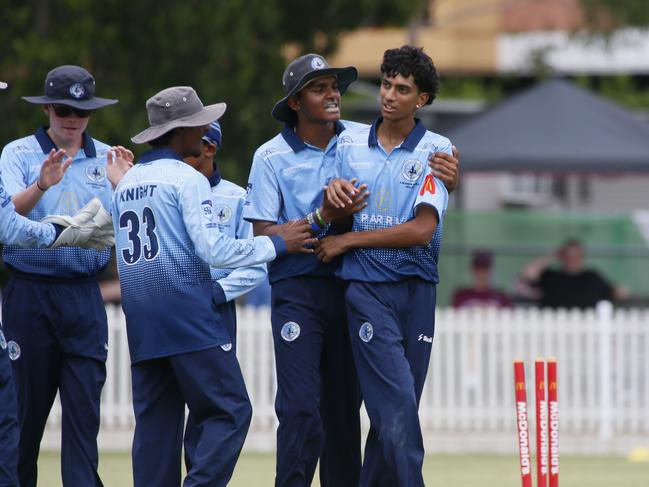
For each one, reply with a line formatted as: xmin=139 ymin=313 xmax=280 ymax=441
xmin=428 ymin=145 xmax=460 ymax=193
xmin=277 ymin=220 xmax=318 ymax=254
xmin=107 ymin=146 xmax=134 ymax=188
xmin=38 ymin=148 xmax=73 ymax=190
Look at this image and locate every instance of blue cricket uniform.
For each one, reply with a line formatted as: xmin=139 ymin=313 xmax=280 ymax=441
xmin=183 ymin=168 xmax=267 ymax=472
xmin=0 ymin=127 xmax=113 ymax=487
xmin=0 ymin=178 xmax=57 ymax=487
xmin=244 ymin=121 xmax=364 ymax=487
xmin=113 ymin=149 xmax=283 ymax=487
xmin=335 ymin=118 xmax=450 ymax=487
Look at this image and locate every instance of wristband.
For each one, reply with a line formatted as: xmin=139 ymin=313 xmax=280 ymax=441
xmin=306 ymin=211 xmax=322 ymax=232
xmin=36 ymin=179 xmax=48 ymax=192
xmin=314 ymin=207 xmax=327 ymax=227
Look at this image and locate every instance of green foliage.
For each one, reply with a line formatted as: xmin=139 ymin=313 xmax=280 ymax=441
xmin=581 ymin=0 xmax=649 ymax=30
xmin=0 ymin=0 xmax=421 ymax=186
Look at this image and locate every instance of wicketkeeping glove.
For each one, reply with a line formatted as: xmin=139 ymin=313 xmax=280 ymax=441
xmin=42 ymin=198 xmax=115 ymax=249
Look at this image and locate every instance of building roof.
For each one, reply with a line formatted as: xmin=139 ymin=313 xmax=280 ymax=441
xmin=447 ymin=78 xmax=649 ymax=172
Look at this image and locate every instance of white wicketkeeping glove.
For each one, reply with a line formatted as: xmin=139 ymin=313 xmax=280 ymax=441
xmin=42 ymin=198 xmax=115 ymax=249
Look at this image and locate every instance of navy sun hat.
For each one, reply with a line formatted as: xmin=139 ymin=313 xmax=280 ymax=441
xmin=271 ymin=53 xmax=358 ymax=124
xmin=23 ymin=65 xmax=118 ymax=109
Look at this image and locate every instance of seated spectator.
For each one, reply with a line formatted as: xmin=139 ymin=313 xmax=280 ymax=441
xmin=452 ymin=250 xmax=512 ymax=308
xmin=517 ymin=239 xmax=627 ymax=309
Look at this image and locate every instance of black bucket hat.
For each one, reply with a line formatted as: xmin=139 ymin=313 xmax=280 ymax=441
xmin=23 ymin=65 xmax=118 ymax=109
xmin=271 ymin=54 xmax=357 ymax=124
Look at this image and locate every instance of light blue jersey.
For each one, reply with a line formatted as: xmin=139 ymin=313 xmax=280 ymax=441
xmin=112 ymin=149 xmax=283 ymax=363
xmin=335 ymin=118 xmax=450 ymax=283
xmin=244 ymin=120 xmax=366 ymax=284
xmin=206 ymin=170 xmax=267 ymax=304
xmin=0 ymin=127 xmax=112 ymax=277
xmin=0 ymin=178 xmax=54 ymax=247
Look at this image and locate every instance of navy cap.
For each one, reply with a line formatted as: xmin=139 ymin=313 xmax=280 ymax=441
xmin=202 ymin=121 xmax=222 ymax=149
xmin=23 ymin=65 xmax=118 ymax=110
xmin=272 ymin=54 xmax=357 ymax=124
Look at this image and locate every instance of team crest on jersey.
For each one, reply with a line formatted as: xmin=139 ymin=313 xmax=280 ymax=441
xmin=201 ymin=199 xmax=213 ymax=219
xmin=7 ymin=341 xmax=20 ymax=361
xmin=311 ymin=56 xmax=326 ymax=69
xmin=401 ymin=159 xmax=424 ymax=183
xmin=69 ymin=83 xmax=85 ymax=99
xmin=0 ymin=329 xmax=6 ymax=350
xmin=359 ymin=322 xmax=374 ymax=343
xmin=220 ymin=343 xmax=233 ymax=352
xmin=215 ymin=205 xmax=232 ymax=224
xmin=281 ymin=321 xmax=300 ymax=342
xmin=86 ymin=164 xmax=106 ymax=183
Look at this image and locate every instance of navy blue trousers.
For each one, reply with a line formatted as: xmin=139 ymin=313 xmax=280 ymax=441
xmin=2 ymin=273 xmax=107 ymax=487
xmin=271 ymin=276 xmax=361 ymax=487
xmin=184 ymin=300 xmax=237 ymax=472
xmin=0 ymin=327 xmax=18 ymax=487
xmin=345 ymin=279 xmax=436 ymax=487
xmin=131 ymin=345 xmax=251 ymax=487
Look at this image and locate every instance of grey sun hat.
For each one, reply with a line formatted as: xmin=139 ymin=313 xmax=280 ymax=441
xmin=0 ymin=81 xmax=7 ymax=90
xmin=22 ymin=65 xmax=118 ymax=109
xmin=131 ymin=86 xmax=226 ymax=144
xmin=271 ymin=53 xmax=358 ymax=124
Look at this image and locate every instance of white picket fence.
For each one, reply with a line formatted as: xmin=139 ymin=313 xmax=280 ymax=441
xmin=42 ymin=302 xmax=649 ymax=455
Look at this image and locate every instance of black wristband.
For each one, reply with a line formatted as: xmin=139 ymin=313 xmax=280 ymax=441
xmin=36 ymin=179 xmax=48 ymax=192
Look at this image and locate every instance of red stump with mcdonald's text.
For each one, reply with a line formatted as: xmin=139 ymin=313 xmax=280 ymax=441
xmin=548 ymin=359 xmax=559 ymax=487
xmin=513 ymin=360 xmax=533 ymax=487
xmin=535 ymin=359 xmax=548 ymax=487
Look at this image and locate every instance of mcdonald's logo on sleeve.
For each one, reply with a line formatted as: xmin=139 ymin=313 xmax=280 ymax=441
xmin=419 ymin=174 xmax=436 ymax=196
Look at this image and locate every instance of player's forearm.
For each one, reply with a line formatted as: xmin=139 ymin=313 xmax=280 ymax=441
xmin=343 ymin=214 xmax=437 ymax=250
xmin=252 ymin=219 xmax=308 ymax=237
xmin=12 ymin=183 xmax=45 ymax=215
xmin=0 ymin=206 xmax=55 ymax=247
xmin=216 ymin=263 xmax=268 ymax=303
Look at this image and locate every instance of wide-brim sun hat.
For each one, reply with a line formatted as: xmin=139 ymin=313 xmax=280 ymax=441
xmin=22 ymin=65 xmax=118 ymax=109
xmin=131 ymin=86 xmax=226 ymax=144
xmin=272 ymin=53 xmax=358 ymax=124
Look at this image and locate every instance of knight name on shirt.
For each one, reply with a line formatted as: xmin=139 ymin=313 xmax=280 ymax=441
xmin=118 ymin=185 xmax=158 ymax=202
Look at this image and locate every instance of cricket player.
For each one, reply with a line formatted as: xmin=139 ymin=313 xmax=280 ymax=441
xmin=0 ymin=65 xmax=126 ymax=487
xmin=115 ymin=86 xmax=314 ymax=487
xmin=315 ymin=45 xmax=451 ymax=486
xmin=244 ymin=53 xmax=459 ymax=487
xmin=182 ymin=120 xmax=268 ymax=470
xmin=0 ymin=77 xmax=117 ymax=487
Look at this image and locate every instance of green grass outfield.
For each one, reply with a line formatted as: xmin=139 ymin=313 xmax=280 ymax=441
xmin=38 ymin=451 xmax=649 ymax=486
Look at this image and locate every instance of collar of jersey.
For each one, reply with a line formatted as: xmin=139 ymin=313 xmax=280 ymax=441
xmin=138 ymin=147 xmax=184 ymax=164
xmin=280 ymin=121 xmax=346 ymax=153
xmin=208 ymin=165 xmax=221 ymax=188
xmin=368 ymin=117 xmax=426 ymax=152
xmin=35 ymin=126 xmax=97 ymax=158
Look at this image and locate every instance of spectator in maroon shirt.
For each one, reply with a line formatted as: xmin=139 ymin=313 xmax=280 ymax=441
xmin=452 ymin=250 xmax=512 ymax=309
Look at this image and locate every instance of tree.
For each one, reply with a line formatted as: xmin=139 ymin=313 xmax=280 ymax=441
xmin=0 ymin=0 xmax=423 ymax=185
xmin=580 ymin=0 xmax=649 ymax=31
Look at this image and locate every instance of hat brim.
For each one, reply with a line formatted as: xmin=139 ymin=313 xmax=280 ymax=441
xmin=271 ymin=66 xmax=358 ymax=123
xmin=22 ymin=95 xmax=118 ymax=109
xmin=131 ymin=102 xmax=227 ymax=145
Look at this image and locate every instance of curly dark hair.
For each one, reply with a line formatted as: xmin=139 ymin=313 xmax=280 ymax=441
xmin=380 ymin=45 xmax=439 ymax=105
